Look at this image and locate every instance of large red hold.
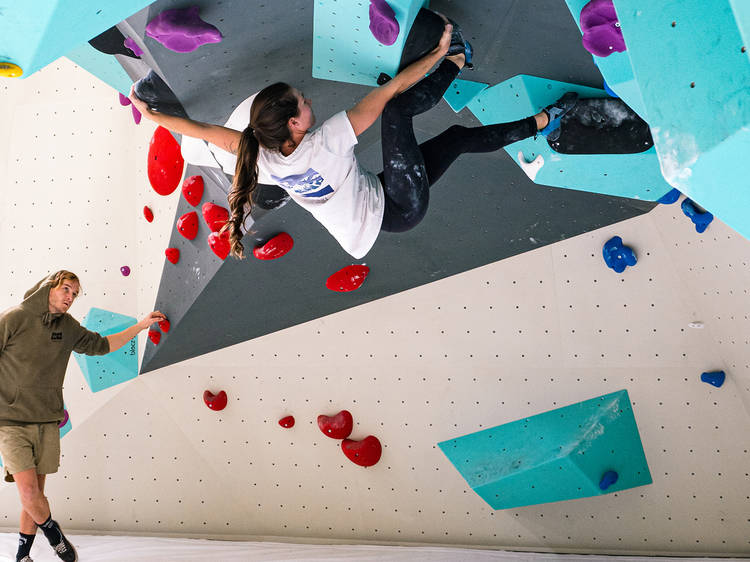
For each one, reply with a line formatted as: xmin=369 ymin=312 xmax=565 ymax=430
xmin=148 ymin=330 xmax=161 ymax=345
xmin=208 ymin=230 xmax=230 ymax=260
xmin=253 ymin=232 xmax=294 ymax=260
xmin=147 ymin=126 xmax=184 ymax=196
xmin=158 ymin=319 xmax=170 ymax=333
xmin=182 ymin=175 xmax=204 ymax=206
xmin=203 ymin=390 xmax=227 ymax=411
xmin=165 ymin=247 xmax=180 ymax=264
xmin=278 ymin=415 xmax=295 ymax=428
xmin=326 ymin=265 xmax=370 ymax=292
xmin=341 ymin=436 xmax=382 ymax=467
xmin=317 ymin=410 xmax=353 ymax=439
xmin=143 ymin=206 xmax=154 ymax=222
xmin=202 ymin=202 xmax=229 ymax=232
xmin=177 ymin=211 xmax=199 ymax=240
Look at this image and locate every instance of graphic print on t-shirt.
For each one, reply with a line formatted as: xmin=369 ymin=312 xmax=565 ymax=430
xmin=272 ymin=168 xmax=334 ymax=199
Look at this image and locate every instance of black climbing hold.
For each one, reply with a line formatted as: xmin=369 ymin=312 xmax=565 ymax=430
xmin=134 ymin=70 xmax=189 ymax=119
xmin=89 ymin=26 xmax=139 ymax=58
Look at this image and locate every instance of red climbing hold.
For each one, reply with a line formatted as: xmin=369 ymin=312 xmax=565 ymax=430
xmin=202 ymin=202 xmax=229 ymax=232
xmin=341 ymin=435 xmax=382 ymax=467
xmin=208 ymin=230 xmax=231 ymax=260
xmin=253 ymin=232 xmax=294 ymax=260
xmin=326 ymin=265 xmax=370 ymax=292
xmin=278 ymin=415 xmax=295 ymax=428
xmin=158 ymin=319 xmax=170 ymax=333
xmin=148 ymin=330 xmax=161 ymax=345
xmin=147 ymin=125 xmax=184 ymax=196
xmin=182 ymin=175 xmax=204 ymax=206
xmin=317 ymin=410 xmax=353 ymax=439
xmin=143 ymin=206 xmax=154 ymax=222
xmin=165 ymin=247 xmax=180 ymax=264
xmin=203 ymin=390 xmax=227 ymax=411
xmin=177 ymin=211 xmax=199 ymax=240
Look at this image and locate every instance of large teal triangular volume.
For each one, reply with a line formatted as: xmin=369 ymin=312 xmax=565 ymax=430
xmin=443 ymin=78 xmax=488 ymax=112
xmin=73 ymin=308 xmax=138 ymax=393
xmin=438 ymin=390 xmax=652 ymax=509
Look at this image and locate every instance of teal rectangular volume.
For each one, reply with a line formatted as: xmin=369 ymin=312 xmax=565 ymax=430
xmin=73 ymin=308 xmax=139 ymax=393
xmin=438 ymin=389 xmax=652 ymax=510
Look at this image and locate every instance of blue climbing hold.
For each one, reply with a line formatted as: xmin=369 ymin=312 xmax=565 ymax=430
xmin=656 ymin=188 xmax=681 ymax=204
xmin=599 ymin=470 xmax=618 ymax=490
xmin=602 ymin=77 xmax=618 ymax=98
xmin=681 ymin=199 xmax=713 ymax=233
xmin=700 ymin=371 xmax=725 ymax=388
xmin=602 ymin=236 xmax=637 ymax=273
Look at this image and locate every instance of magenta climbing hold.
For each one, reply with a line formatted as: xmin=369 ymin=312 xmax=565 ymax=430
xmin=165 ymin=248 xmax=180 ymax=264
xmin=202 ymin=202 xmax=229 ymax=232
xmin=182 ymin=175 xmax=204 ymax=206
xmin=326 ymin=265 xmax=370 ymax=292
xmin=120 ymin=266 xmax=131 ymax=276
xmin=148 ymin=126 xmax=184 ymax=196
xmin=123 ymin=37 xmax=144 ymax=57
xmin=253 ymin=232 xmax=294 ymax=260
xmin=580 ymin=0 xmax=626 ymax=57
xmin=131 ymin=105 xmax=142 ymax=125
xmin=143 ymin=206 xmax=154 ymax=222
xmin=58 ymin=409 xmax=69 ymax=429
xmin=145 ymin=6 xmax=223 ymax=53
xmin=369 ymin=0 xmax=400 ymax=46
xmin=342 ymin=436 xmax=382 ymax=467
xmin=279 ymin=415 xmax=295 ymax=428
xmin=203 ymin=390 xmax=227 ymax=411
xmin=208 ymin=230 xmax=231 ymax=260
xmin=177 ymin=211 xmax=199 ymax=240
xmin=119 ymin=93 xmax=131 ymax=106
xmin=317 ymin=410 xmax=354 ymax=439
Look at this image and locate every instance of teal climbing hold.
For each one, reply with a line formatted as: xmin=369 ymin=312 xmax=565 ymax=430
xmin=438 ymin=389 xmax=652 ymax=510
xmin=443 ymin=78 xmax=488 ymax=113
xmin=74 ymin=308 xmax=139 ymax=392
xmin=313 ymin=0 xmax=428 ymax=86
xmin=0 ymin=0 xmax=153 ymax=79
xmin=65 ymin=42 xmax=133 ymax=95
xmin=465 ymin=74 xmax=672 ymax=201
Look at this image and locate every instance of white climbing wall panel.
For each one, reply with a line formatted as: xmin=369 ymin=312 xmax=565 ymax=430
xmin=0 ymin=59 xmax=749 ymax=558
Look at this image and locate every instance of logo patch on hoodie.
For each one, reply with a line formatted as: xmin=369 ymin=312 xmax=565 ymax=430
xmin=51 ymin=332 xmax=63 ymax=341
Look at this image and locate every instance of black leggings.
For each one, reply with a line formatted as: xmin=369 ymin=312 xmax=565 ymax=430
xmin=378 ymin=60 xmax=538 ymax=233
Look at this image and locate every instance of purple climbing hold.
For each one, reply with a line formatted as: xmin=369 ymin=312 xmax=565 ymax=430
xmin=123 ymin=37 xmax=144 ymax=57
xmin=120 ymin=266 xmax=131 ymax=276
xmin=119 ymin=93 xmax=131 ymax=106
xmin=58 ymin=408 xmax=69 ymax=429
xmin=145 ymin=6 xmax=223 ymax=53
xmin=131 ymin=105 xmax=142 ymax=125
xmin=580 ymin=0 xmax=626 ymax=57
xmin=369 ymin=0 xmax=400 ymax=46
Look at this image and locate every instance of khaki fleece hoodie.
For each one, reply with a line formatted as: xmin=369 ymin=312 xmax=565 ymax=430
xmin=0 ymin=276 xmax=110 ymax=426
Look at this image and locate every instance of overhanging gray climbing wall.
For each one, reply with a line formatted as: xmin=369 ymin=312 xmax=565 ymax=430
xmin=124 ymin=0 xmax=656 ymax=373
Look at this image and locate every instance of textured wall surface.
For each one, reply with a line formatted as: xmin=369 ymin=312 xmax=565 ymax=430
xmin=1 ymin=6 xmax=749 ymax=559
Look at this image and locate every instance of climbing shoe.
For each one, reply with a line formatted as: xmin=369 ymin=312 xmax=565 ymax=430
xmin=50 ymin=533 xmax=77 ymax=562
xmin=540 ymin=92 xmax=578 ymax=142
xmin=446 ymin=20 xmax=474 ymax=69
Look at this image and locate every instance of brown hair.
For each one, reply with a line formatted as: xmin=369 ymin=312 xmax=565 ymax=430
xmin=223 ymin=83 xmax=300 ymax=258
xmin=48 ymin=270 xmax=81 ymax=293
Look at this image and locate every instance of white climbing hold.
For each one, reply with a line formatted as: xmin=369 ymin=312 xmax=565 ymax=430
xmin=688 ymin=322 xmax=704 ymax=329
xmin=517 ymin=151 xmax=544 ymax=181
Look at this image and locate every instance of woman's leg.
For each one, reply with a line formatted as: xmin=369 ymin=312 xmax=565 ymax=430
xmin=380 ymin=59 xmax=461 ymax=233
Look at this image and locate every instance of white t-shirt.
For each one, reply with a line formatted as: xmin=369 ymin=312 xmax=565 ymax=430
xmin=257 ymin=111 xmax=385 ymax=259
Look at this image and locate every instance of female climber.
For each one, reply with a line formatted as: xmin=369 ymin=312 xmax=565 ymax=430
xmin=130 ymin=22 xmax=576 ymax=259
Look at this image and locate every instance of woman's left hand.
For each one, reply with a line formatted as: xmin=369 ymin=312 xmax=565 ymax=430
xmin=128 ymin=84 xmax=154 ymax=117
xmin=432 ymin=23 xmax=453 ymax=58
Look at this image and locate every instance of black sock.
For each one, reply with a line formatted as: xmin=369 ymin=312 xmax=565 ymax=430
xmin=16 ymin=532 xmax=36 ymax=560
xmin=38 ymin=515 xmax=63 ymax=546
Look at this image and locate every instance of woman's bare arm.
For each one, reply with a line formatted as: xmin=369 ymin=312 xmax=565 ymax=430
xmin=345 ymin=23 xmax=452 ymax=137
xmin=129 ymin=85 xmax=242 ymax=154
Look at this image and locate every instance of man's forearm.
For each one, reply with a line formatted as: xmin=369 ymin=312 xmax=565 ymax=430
xmin=106 ymin=324 xmax=142 ymax=352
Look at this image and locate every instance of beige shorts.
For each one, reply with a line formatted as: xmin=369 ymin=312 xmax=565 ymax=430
xmin=0 ymin=423 xmax=60 ymax=482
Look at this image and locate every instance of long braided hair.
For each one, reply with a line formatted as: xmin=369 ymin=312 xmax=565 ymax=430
xmin=223 ymin=83 xmax=300 ymax=258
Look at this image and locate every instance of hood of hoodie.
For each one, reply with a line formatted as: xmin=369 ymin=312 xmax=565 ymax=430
xmin=21 ymin=275 xmax=62 ymax=326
